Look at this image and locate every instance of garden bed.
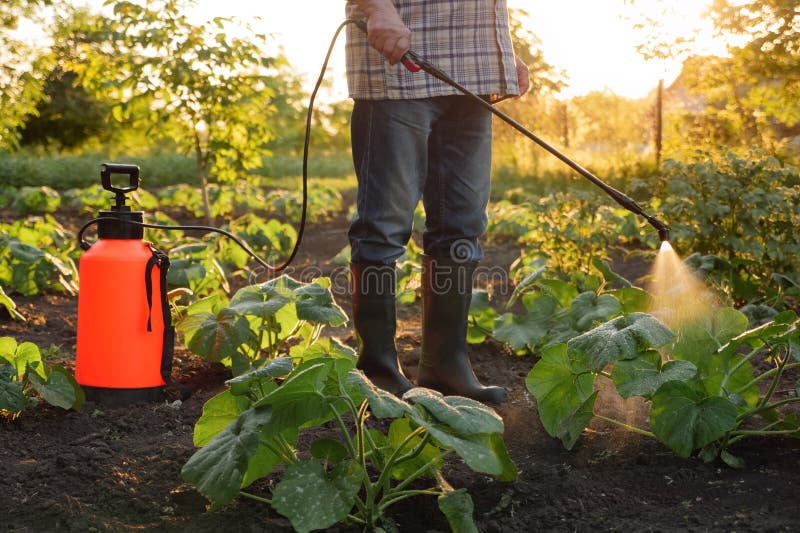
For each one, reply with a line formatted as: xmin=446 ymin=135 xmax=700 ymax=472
xmin=2 ymin=215 xmax=799 ymax=532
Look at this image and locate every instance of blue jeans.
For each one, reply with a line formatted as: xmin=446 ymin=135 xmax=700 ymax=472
xmin=348 ymin=96 xmax=492 ymax=264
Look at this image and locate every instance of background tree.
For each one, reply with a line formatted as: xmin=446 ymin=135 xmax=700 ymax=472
xmin=74 ymin=0 xmax=288 ymax=223
xmin=19 ymin=6 xmax=115 ymax=150
xmin=710 ymin=0 xmax=799 ymax=127
xmin=0 ymin=0 xmax=52 ymax=150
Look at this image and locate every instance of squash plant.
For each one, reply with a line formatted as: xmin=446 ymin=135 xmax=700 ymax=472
xmin=0 ymin=337 xmax=84 ymax=419
xmin=176 ymin=275 xmax=348 ymax=376
xmin=182 ymin=354 xmax=516 ymax=532
xmin=527 ymin=307 xmax=800 ymax=465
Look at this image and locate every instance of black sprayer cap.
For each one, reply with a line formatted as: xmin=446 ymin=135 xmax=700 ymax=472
xmin=97 ymin=163 xmax=144 ymax=239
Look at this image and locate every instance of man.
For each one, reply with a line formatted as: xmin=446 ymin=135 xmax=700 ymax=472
xmin=346 ymin=0 xmax=529 ymax=403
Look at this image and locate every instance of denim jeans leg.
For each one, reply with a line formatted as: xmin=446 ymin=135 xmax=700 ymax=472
xmin=421 ymin=96 xmax=492 ymax=262
xmin=349 ymin=99 xmax=439 ymax=264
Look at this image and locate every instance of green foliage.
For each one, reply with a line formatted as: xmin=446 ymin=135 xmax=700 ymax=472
xmin=0 ymin=336 xmax=84 ymax=419
xmin=11 ymin=186 xmax=61 ymax=215
xmin=0 ymin=286 xmax=26 ymax=321
xmin=181 ymin=355 xmax=515 ymax=531
xmin=0 ymin=216 xmax=79 ymax=296
xmin=527 ymin=301 xmax=800 ymax=463
xmin=638 ymin=148 xmax=800 ymax=304
xmin=470 ymin=260 xmax=644 ymax=355
xmin=176 ymin=276 xmax=347 ymax=375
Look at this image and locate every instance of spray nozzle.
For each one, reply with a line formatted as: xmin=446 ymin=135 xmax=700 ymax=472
xmin=101 ymin=163 xmax=140 ymax=211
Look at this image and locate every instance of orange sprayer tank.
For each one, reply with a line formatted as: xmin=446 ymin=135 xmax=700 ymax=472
xmin=75 ymin=163 xmax=172 ymax=405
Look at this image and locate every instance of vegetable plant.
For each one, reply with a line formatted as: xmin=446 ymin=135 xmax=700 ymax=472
xmin=527 ymin=306 xmax=800 ymax=465
xmin=182 ymin=354 xmax=516 ymax=532
xmin=176 ymin=275 xmax=348 ymax=376
xmin=0 ymin=337 xmax=85 ymax=419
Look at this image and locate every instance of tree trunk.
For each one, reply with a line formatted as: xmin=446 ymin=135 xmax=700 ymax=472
xmin=194 ymin=132 xmax=213 ymax=225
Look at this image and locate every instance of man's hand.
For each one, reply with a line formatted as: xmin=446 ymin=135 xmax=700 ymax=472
xmin=356 ymin=0 xmax=411 ymax=65
xmin=515 ymin=57 xmax=530 ymax=96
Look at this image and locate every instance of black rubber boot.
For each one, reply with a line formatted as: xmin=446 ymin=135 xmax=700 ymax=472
xmin=417 ymin=254 xmax=507 ymax=404
xmin=351 ymin=262 xmax=413 ymax=396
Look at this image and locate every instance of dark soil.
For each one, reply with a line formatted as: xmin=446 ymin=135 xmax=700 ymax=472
xmin=2 ymin=215 xmax=800 ymax=533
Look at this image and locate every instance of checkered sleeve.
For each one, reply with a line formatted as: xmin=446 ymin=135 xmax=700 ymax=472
xmin=345 ymin=0 xmax=519 ymax=100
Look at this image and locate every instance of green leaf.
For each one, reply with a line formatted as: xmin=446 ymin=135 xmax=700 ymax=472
xmin=0 ymin=337 xmax=18 ymax=362
xmin=292 ymin=337 xmax=356 ymax=362
xmin=181 ymin=407 xmax=271 ymax=507
xmin=720 ymin=449 xmax=745 ymax=469
xmin=242 ymin=428 xmax=297 ymax=488
xmin=0 ymin=287 xmax=25 ymax=321
xmin=670 ymin=307 xmax=748 ymax=361
xmin=226 ymin=357 xmax=293 ymax=396
xmin=650 ymin=381 xmax=738 ymax=458
xmin=554 ymin=390 xmax=598 ymax=450
xmin=537 ymin=278 xmax=579 ymax=309
xmin=295 ymin=282 xmax=348 ymax=326
xmin=591 ymin=257 xmax=632 ymax=288
xmin=438 ymin=489 xmax=478 ymax=533
xmin=272 ymin=460 xmax=361 ymax=533
xmin=612 ymin=355 xmax=698 ymax=399
xmin=608 ymin=287 xmax=651 ymax=314
xmin=28 ymin=367 xmax=77 ymax=409
xmin=178 ymin=309 xmax=254 ymax=362
xmin=347 ymin=370 xmax=410 ymax=419
xmin=569 ymin=292 xmax=622 ymax=331
xmin=525 ymin=344 xmax=595 ymax=449
xmin=403 ymin=388 xmax=503 ymax=436
xmin=1 ymin=340 xmax=45 ymax=380
xmin=193 ymin=390 xmax=252 ymax=446
xmin=254 ymin=361 xmax=330 ymax=408
xmin=493 ymin=295 xmax=556 ymax=350
xmin=507 ymin=265 xmax=545 ymax=307
xmin=310 ymin=438 xmax=348 ymax=463
xmin=48 ymin=366 xmax=85 ymax=411
xmin=387 ymin=417 xmax=442 ymax=480
xmin=0 ymin=366 xmax=27 ymax=413
xmin=568 ymin=313 xmax=674 ymax=372
xmin=228 ymin=284 xmax=291 ymax=318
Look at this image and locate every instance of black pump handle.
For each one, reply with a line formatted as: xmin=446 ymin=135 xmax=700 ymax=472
xmin=101 ymin=163 xmax=140 ymax=194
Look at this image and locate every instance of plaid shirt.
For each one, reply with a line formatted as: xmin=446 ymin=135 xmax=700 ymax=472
xmin=345 ymin=0 xmax=519 ymax=100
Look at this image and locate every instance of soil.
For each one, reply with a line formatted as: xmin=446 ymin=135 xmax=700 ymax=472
xmin=2 ymin=211 xmax=800 ymax=533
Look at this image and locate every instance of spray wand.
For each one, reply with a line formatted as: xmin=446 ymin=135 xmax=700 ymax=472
xmin=354 ymin=20 xmax=670 ymax=243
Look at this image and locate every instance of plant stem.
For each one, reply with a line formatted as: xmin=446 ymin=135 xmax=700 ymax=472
xmin=739 ymin=396 xmax=800 ymax=420
xmin=391 ymin=451 xmax=451 ymax=494
xmin=719 ymin=347 xmax=760 ymax=393
xmin=377 ymin=489 xmax=442 ymax=514
xmin=239 ymin=491 xmax=272 ymax=505
xmin=727 ymin=427 xmax=800 ymax=446
xmin=595 ymin=415 xmax=656 ymax=438
xmin=598 ymin=371 xmax=613 ymax=380
xmin=734 ymin=363 xmax=800 ymax=395
xmin=757 ymin=354 xmax=789 ymax=409
xmin=374 ymin=427 xmax=426 ymax=494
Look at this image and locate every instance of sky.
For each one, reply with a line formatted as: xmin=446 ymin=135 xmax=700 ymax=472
xmin=70 ymin=0 xmax=732 ymax=102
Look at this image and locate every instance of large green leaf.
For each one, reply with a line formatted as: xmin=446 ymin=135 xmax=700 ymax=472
xmin=347 ymin=370 xmax=410 ymax=419
xmin=438 ymin=489 xmax=478 ymax=533
xmin=409 ymin=412 xmax=516 ymax=481
xmin=228 ymin=284 xmax=291 ymax=318
xmin=554 ymin=390 xmax=598 ymax=450
xmin=291 ymin=337 xmax=356 ymax=362
xmin=525 ymin=344 xmax=595 ymax=449
xmin=182 ymin=407 xmax=271 ymax=507
xmin=591 ymin=257 xmax=632 ymax=288
xmin=226 ymin=357 xmax=292 ymax=396
xmin=387 ymin=417 xmax=442 ymax=480
xmin=568 ymin=313 xmax=674 ymax=372
xmin=608 ymin=287 xmax=650 ymax=314
xmin=612 ymin=354 xmax=698 ymax=399
xmin=650 ymin=381 xmax=738 ymax=458
xmin=537 ymin=278 xmax=579 ymax=308
xmin=0 ymin=339 xmax=45 ymax=380
xmin=0 ymin=364 xmax=27 ymax=413
xmin=493 ymin=294 xmax=557 ymax=350
xmin=569 ymin=292 xmax=622 ymax=331
xmin=178 ymin=309 xmax=254 ymax=362
xmin=669 ymin=307 xmax=748 ymax=361
xmin=254 ymin=360 xmax=330 ymax=408
xmin=28 ymin=367 xmax=77 ymax=410
xmin=403 ymin=388 xmax=503 ymax=436
xmin=193 ymin=390 xmax=252 ymax=446
xmin=0 ymin=287 xmax=25 ymax=321
xmin=295 ymin=281 xmax=348 ymax=326
xmin=242 ymin=427 xmax=298 ymax=488
xmin=272 ymin=460 xmax=361 ymax=533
